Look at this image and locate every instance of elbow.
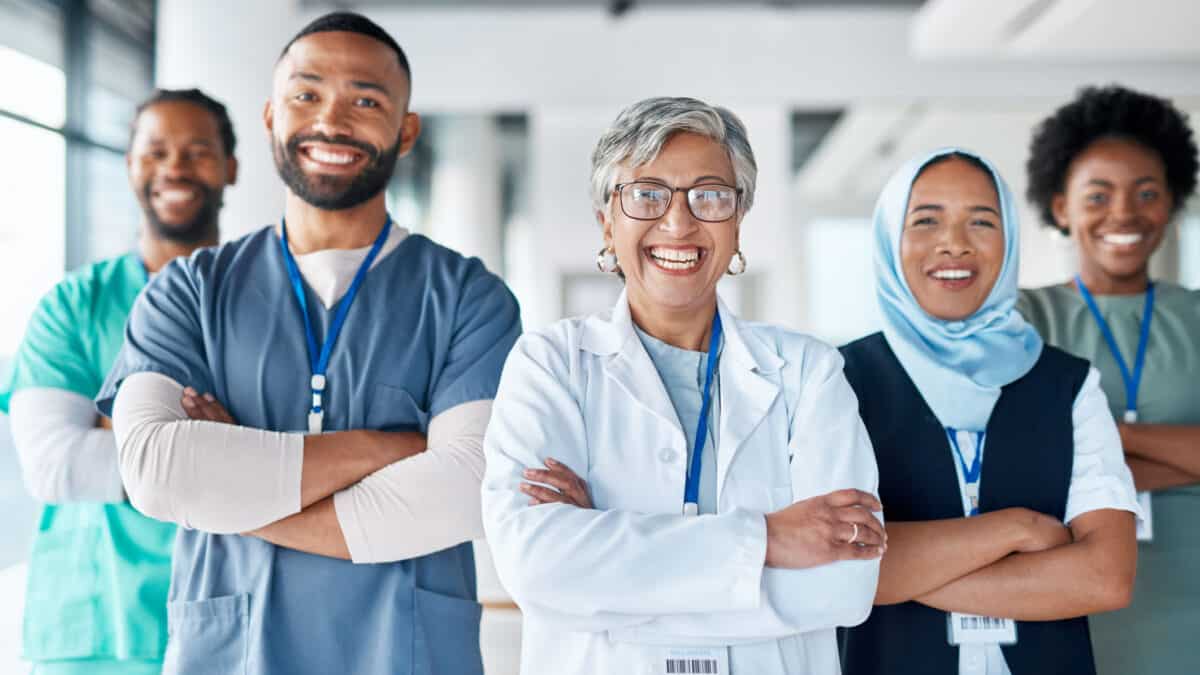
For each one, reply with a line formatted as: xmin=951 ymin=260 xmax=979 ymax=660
xmin=1094 ymin=567 xmax=1136 ymax=613
xmin=21 ymin=471 xmax=64 ymax=505
xmin=121 ymin=474 xmax=175 ymax=524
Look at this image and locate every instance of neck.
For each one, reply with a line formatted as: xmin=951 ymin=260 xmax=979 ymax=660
xmin=1076 ymin=262 xmax=1151 ymax=296
xmin=628 ymin=290 xmax=718 ymax=352
xmin=139 ymin=226 xmax=218 ymax=274
xmin=281 ymin=192 xmax=388 ymax=254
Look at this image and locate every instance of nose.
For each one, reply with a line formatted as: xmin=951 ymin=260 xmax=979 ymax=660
xmin=1111 ymin=190 xmax=1138 ymax=223
xmin=160 ymin=148 xmax=194 ymax=181
xmin=656 ymin=189 xmax=699 ymax=238
xmin=311 ymin=95 xmax=354 ymax=139
xmin=935 ymin=222 xmax=974 ymax=257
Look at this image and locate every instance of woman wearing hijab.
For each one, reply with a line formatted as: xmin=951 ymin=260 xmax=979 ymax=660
xmin=838 ymin=148 xmax=1139 ymax=675
xmin=482 ymin=96 xmax=883 ymax=675
xmin=1019 ymin=85 xmax=1200 ymax=675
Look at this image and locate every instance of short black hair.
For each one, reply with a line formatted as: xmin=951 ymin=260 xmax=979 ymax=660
xmin=279 ymin=11 xmax=411 ymax=81
xmin=1026 ymin=85 xmax=1198 ymax=232
xmin=130 ymin=88 xmax=237 ymax=157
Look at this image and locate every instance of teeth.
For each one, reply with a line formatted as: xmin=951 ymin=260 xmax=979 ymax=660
xmin=1103 ymin=233 xmax=1143 ymax=246
xmin=157 ymin=189 xmax=196 ymax=204
xmin=649 ymin=247 xmax=700 ymax=263
xmin=307 ymin=147 xmax=358 ymax=165
xmin=931 ymin=269 xmax=973 ymax=280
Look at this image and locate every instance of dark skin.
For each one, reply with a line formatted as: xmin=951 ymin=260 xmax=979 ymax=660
xmin=1052 ymin=137 xmax=1200 ymax=491
xmin=877 ymin=158 xmax=1136 ymax=619
xmin=126 ymin=100 xmax=237 ymax=273
xmin=96 ymin=100 xmax=239 ymax=429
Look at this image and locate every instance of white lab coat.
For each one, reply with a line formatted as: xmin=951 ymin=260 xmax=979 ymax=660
xmin=481 ymin=293 xmax=881 ymax=675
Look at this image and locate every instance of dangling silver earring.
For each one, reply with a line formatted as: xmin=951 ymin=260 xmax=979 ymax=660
xmin=596 ymin=246 xmax=620 ymax=274
xmin=727 ymin=250 xmax=747 ymax=276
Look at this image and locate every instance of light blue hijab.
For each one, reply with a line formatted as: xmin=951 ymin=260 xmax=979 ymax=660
xmin=874 ymin=147 xmax=1043 ymax=431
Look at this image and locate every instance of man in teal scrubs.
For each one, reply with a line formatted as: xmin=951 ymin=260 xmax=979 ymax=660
xmin=0 ymin=88 xmax=238 ymax=674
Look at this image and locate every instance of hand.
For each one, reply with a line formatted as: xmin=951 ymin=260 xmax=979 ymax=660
xmin=764 ymin=489 xmax=885 ymax=569
xmin=1008 ymin=507 xmax=1072 ymax=553
xmin=96 ymin=415 xmax=113 ymax=430
xmin=521 ymin=458 xmax=593 ymax=508
xmin=181 ymin=387 xmax=237 ymax=424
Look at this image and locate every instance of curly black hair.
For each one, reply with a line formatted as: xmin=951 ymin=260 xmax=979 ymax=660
xmin=1026 ymin=85 xmax=1198 ymax=232
xmin=131 ymin=88 xmax=237 ymax=158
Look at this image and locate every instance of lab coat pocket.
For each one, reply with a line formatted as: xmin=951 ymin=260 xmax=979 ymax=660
xmin=369 ymin=383 xmax=430 ymax=433
xmin=413 ymin=587 xmax=484 ymax=675
xmin=162 ymin=593 xmax=249 ymax=675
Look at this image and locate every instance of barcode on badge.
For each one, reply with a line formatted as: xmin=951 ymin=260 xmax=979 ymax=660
xmin=665 ymin=658 xmax=720 ymax=674
xmin=959 ymin=615 xmax=1006 ymax=630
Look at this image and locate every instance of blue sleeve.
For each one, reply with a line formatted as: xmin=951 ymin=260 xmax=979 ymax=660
xmin=428 ymin=263 xmax=522 ymax=417
xmin=95 ymin=256 xmax=215 ymax=416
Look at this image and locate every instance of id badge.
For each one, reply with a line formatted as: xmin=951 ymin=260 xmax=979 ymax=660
xmin=947 ymin=612 xmax=1017 ymax=646
xmin=659 ymin=647 xmax=729 ymax=674
xmin=1136 ymin=491 xmax=1153 ymax=542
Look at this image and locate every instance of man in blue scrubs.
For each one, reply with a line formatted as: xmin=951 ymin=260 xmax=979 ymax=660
xmin=96 ymin=12 xmax=521 ymax=675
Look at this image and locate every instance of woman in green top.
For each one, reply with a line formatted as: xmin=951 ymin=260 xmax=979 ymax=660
xmin=1018 ymin=85 xmax=1199 ymax=675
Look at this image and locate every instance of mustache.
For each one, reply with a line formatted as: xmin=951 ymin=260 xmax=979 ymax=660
xmin=287 ymin=133 xmax=379 ymax=161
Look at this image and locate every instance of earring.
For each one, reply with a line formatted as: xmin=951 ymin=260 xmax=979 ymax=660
xmin=596 ymin=246 xmax=620 ymax=274
xmin=727 ymin=250 xmax=747 ymax=276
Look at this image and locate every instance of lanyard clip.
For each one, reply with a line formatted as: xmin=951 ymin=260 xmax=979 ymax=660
xmin=1124 ymin=409 xmax=1139 ymax=423
xmin=682 ymin=502 xmax=699 ymax=517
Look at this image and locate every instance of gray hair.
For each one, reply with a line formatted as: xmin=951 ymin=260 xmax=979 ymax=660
xmin=590 ymin=97 xmax=758 ymax=217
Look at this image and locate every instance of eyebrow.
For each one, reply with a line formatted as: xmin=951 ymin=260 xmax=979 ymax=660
xmin=289 ymin=72 xmax=390 ymax=96
xmin=633 ymin=175 xmax=734 ymax=185
xmin=1086 ymin=176 xmax=1159 ymax=188
xmin=909 ymin=203 xmax=1000 ymax=216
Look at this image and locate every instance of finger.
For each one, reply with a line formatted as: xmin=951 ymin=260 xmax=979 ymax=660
xmin=835 ymin=507 xmax=887 ymax=542
xmin=834 ymin=542 xmax=886 ymax=561
xmin=825 ymin=489 xmax=882 ymax=512
xmin=838 ymin=521 xmax=885 ymax=549
xmin=519 ymin=482 xmax=575 ymax=506
xmin=523 ymin=468 xmax=577 ymax=496
xmin=196 ymin=394 xmax=236 ymax=424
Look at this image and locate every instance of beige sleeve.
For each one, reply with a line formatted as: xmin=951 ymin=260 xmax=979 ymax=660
xmin=111 ymin=371 xmax=305 ymax=533
xmin=333 ymin=399 xmax=491 ymax=564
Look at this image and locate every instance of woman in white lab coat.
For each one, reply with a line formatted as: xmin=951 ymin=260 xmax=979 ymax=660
xmin=481 ymin=96 xmax=883 ymax=675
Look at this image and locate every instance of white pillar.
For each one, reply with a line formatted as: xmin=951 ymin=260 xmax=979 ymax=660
xmin=426 ymin=116 xmax=504 ymax=274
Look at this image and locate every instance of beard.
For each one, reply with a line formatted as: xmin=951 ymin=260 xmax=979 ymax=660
xmin=138 ymin=180 xmax=221 ymax=244
xmin=273 ymin=131 xmax=402 ymax=210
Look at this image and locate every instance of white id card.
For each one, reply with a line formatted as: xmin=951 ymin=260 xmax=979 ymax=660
xmin=659 ymin=647 xmax=729 ymax=674
xmin=1136 ymin=491 xmax=1153 ymax=542
xmin=947 ymin=612 xmax=1017 ymax=646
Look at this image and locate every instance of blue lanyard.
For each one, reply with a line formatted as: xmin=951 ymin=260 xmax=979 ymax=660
xmin=279 ymin=216 xmax=391 ymax=433
xmin=683 ymin=313 xmax=723 ymax=516
xmin=945 ymin=428 xmax=985 ymax=516
xmin=1074 ymin=276 xmax=1155 ymax=423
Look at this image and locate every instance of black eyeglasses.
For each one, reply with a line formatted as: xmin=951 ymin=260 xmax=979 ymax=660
xmin=611 ymin=181 xmax=742 ymax=223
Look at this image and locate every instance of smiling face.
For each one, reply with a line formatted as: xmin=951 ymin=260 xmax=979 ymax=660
xmin=598 ymin=132 xmax=741 ymax=318
xmin=900 ymin=156 xmax=1005 ymax=321
xmin=127 ymin=100 xmax=237 ymax=242
xmin=1053 ymin=136 xmax=1173 ymax=290
xmin=265 ymin=30 xmax=420 ymax=210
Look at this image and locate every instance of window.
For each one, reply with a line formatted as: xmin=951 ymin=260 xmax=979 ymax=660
xmin=0 ymin=3 xmax=156 ymax=669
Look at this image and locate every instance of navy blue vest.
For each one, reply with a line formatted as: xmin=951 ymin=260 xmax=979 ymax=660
xmin=838 ymin=332 xmax=1094 ymax=675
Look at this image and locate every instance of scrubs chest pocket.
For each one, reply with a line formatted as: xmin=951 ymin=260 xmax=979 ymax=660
xmin=368 ymin=384 xmax=430 ymax=433
xmin=163 ymin=593 xmax=249 ymax=675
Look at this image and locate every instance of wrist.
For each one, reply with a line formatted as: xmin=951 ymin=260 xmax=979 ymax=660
xmin=997 ymin=507 xmax=1032 ymax=552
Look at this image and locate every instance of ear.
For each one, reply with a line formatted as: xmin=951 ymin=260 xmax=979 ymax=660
xmin=225 ymin=156 xmax=239 ymax=186
xmin=262 ymin=99 xmax=274 ymax=137
xmin=597 ymin=209 xmax=614 ymax=249
xmin=397 ymin=112 xmax=422 ymax=157
xmin=1050 ymin=193 xmax=1069 ymax=234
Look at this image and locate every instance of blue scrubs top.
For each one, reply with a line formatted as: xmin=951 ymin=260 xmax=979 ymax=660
xmin=96 ymin=226 xmax=521 ymax=675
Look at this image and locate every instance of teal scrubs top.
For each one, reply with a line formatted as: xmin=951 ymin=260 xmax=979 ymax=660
xmin=0 ymin=252 xmax=174 ymax=672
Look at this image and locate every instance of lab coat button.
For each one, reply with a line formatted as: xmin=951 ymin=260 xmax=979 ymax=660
xmin=658 ymin=448 xmax=678 ymax=463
